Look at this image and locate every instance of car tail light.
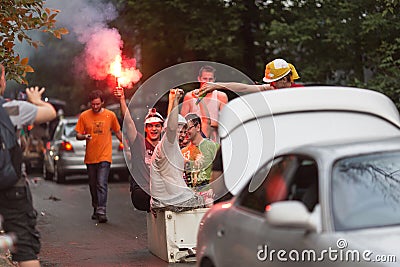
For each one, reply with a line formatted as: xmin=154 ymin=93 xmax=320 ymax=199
xmin=118 ymin=142 xmax=124 ymax=151
xmin=61 ymin=141 xmax=74 ymax=152
xmin=46 ymin=141 xmax=51 ymax=150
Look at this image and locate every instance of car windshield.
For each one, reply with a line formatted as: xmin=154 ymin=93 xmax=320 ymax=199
xmin=65 ymin=122 xmax=77 ymax=138
xmin=332 ymin=151 xmax=400 ymax=231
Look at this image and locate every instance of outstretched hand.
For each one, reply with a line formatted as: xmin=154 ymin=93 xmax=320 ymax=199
xmin=26 ymin=86 xmax=45 ymax=105
xmin=196 ymin=82 xmax=221 ymax=97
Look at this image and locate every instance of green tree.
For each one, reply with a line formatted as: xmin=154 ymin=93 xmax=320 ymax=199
xmin=113 ymin=0 xmax=265 ymax=80
xmin=0 ymin=0 xmax=68 ymax=84
xmin=262 ymin=0 xmax=400 ymax=107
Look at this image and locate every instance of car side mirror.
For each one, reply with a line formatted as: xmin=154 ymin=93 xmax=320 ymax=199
xmin=265 ymin=201 xmax=317 ymax=232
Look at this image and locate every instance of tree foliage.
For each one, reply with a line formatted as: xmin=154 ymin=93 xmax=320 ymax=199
xmin=261 ymin=0 xmax=400 ymax=106
xmin=113 ymin=0 xmax=264 ymax=80
xmin=0 ymin=0 xmax=68 ymax=84
xmin=13 ymin=0 xmax=400 ymax=114
xmin=113 ymin=0 xmax=400 ymax=95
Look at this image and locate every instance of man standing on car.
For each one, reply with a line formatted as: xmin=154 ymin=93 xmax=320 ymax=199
xmin=0 ymin=64 xmax=56 ymax=267
xmin=76 ymin=90 xmax=122 ymax=223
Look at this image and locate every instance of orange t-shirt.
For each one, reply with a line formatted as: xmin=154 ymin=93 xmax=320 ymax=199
xmin=75 ymin=109 xmax=120 ymax=164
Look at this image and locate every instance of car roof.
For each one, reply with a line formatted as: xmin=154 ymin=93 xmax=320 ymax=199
xmin=289 ymin=136 xmax=400 ymax=161
xmin=219 ymin=86 xmax=400 ymax=138
xmin=61 ymin=117 xmax=78 ymax=124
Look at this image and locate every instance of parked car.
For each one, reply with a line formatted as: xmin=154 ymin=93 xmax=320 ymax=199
xmin=43 ymin=117 xmax=128 ymax=183
xmin=197 ymin=136 xmax=400 ymax=267
xmin=22 ymin=123 xmax=46 ymax=173
xmin=22 ymin=97 xmax=66 ymax=173
xmin=196 ymin=86 xmax=400 ymax=267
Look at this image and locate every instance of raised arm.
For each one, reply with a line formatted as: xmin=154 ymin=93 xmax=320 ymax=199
xmin=113 ymin=88 xmax=137 ymax=144
xmin=166 ymin=89 xmax=184 ymax=143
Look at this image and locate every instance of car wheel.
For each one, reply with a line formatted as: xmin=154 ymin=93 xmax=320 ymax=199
xmin=43 ymin=163 xmax=54 ymax=181
xmin=54 ymin=161 xmax=66 ymax=184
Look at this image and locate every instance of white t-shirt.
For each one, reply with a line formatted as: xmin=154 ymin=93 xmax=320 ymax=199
xmin=150 ymin=133 xmax=194 ymax=207
xmin=3 ymin=99 xmax=37 ymax=129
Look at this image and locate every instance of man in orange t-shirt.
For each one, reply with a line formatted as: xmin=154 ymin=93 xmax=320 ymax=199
xmin=76 ymin=90 xmax=122 ymax=223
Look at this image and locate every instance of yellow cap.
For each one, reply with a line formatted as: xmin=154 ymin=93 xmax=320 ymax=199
xmin=263 ymin=59 xmax=299 ymax=83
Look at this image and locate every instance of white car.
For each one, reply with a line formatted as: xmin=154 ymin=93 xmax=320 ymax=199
xmin=197 ymin=136 xmax=400 ymax=267
xmin=197 ymin=86 xmax=400 ymax=267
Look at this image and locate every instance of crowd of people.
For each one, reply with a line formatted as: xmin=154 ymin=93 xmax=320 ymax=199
xmin=0 ymin=58 xmax=301 ymax=264
xmin=113 ymin=58 xmax=302 ymax=213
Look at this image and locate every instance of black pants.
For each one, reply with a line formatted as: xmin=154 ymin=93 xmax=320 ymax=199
xmin=0 ymin=183 xmax=40 ymax=262
xmin=131 ymin=185 xmax=150 ymax=212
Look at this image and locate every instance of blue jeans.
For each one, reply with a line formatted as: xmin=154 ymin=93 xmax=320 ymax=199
xmin=86 ymin=162 xmax=110 ymax=215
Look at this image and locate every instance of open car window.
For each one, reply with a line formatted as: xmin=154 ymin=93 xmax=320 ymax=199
xmin=237 ymin=155 xmax=319 ymax=215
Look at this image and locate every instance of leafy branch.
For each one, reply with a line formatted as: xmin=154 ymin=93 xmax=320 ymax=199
xmin=0 ymin=0 xmax=68 ymax=84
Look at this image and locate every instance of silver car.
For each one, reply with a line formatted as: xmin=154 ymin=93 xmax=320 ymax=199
xmin=196 ymin=86 xmax=400 ymax=267
xmin=197 ymin=136 xmax=400 ymax=267
xmin=43 ymin=117 xmax=128 ymax=183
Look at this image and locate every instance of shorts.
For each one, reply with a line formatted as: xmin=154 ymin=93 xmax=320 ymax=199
xmin=0 ymin=184 xmax=41 ymax=262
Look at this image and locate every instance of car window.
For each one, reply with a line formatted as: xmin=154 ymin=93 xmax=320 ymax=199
xmin=238 ymin=155 xmax=319 ymax=214
xmin=332 ymin=151 xmax=400 ymax=231
xmin=64 ymin=122 xmax=77 ymax=137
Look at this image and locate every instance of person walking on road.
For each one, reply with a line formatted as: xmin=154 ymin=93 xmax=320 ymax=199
xmin=75 ymin=90 xmax=122 ymax=223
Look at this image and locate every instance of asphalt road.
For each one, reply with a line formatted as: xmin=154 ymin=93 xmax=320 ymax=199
xmin=26 ymin=172 xmax=196 ymax=267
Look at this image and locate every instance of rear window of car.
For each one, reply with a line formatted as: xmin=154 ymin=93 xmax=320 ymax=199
xmin=65 ymin=122 xmax=77 ymax=138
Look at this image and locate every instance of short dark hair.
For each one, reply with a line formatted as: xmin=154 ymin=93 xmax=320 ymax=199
xmin=198 ymin=65 xmax=216 ymax=78
xmin=185 ymin=113 xmax=202 ymax=128
xmin=89 ymin=90 xmax=104 ymax=102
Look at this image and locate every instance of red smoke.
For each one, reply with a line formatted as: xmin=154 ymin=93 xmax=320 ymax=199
xmin=84 ymin=28 xmax=142 ymax=89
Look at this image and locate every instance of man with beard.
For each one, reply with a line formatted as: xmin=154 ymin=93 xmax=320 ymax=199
xmin=76 ymin=90 xmax=122 ymax=223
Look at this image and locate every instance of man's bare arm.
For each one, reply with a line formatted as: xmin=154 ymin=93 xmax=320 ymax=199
xmin=166 ymin=89 xmax=184 ymax=143
xmin=113 ymin=88 xmax=137 ymax=144
xmin=198 ymin=82 xmax=273 ymax=96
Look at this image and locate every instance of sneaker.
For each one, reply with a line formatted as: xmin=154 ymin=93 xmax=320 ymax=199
xmin=97 ymin=214 xmax=108 ymax=223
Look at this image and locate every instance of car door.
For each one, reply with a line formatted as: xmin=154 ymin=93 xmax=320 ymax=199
xmin=215 ymin=155 xmax=321 ymax=267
